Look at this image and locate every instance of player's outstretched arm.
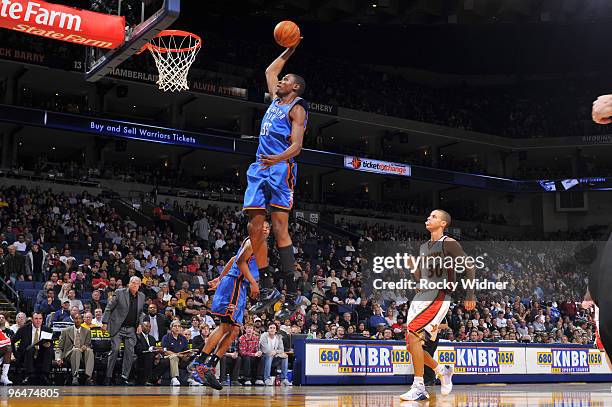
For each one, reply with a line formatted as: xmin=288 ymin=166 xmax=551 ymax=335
xmin=259 ymin=104 xmax=306 ymax=168
xmin=592 ymin=94 xmax=612 ymax=124
xmin=265 ymin=41 xmax=301 ymax=99
xmin=209 ymin=256 xmax=236 ymax=291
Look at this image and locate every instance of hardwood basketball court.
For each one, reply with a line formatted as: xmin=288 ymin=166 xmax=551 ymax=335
xmin=2 ymin=383 xmax=612 ymax=407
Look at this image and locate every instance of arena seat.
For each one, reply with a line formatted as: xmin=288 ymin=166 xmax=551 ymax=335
xmin=15 ymin=281 xmax=35 ymax=291
xmin=23 ymin=288 xmax=39 ymax=300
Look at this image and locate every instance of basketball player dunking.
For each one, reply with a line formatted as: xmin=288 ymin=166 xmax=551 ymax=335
xmin=400 ymin=209 xmax=476 ymax=401
xmin=244 ymin=41 xmax=308 ymax=318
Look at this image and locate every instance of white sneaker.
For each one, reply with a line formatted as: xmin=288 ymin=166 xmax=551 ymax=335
xmin=243 ymin=380 xmax=252 ymax=386
xmin=254 ymin=380 xmax=265 ymax=386
xmin=188 ymin=378 xmax=203 ymax=386
xmin=438 ymin=365 xmax=454 ymax=395
xmin=0 ymin=375 xmax=12 ymax=386
xmin=264 ymin=378 xmax=274 ymax=386
xmin=281 ymin=379 xmax=292 ymax=386
xmin=399 ymin=383 xmax=429 ymax=401
xmin=171 ymin=377 xmax=181 ymax=386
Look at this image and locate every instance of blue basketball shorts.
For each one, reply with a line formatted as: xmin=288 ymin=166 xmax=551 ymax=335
xmin=210 ymin=274 xmax=247 ymax=325
xmin=243 ymin=160 xmax=297 ymax=211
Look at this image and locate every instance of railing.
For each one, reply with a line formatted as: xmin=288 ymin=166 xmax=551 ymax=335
xmin=0 ymin=277 xmax=20 ymax=312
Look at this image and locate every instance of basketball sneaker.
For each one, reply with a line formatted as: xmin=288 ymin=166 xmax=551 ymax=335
xmin=438 ymin=365 xmax=454 ymax=395
xmin=399 ymin=383 xmax=429 ymax=401
xmin=276 ymin=293 xmax=298 ymax=320
xmin=249 ymin=288 xmax=282 ymax=314
xmin=190 ymin=361 xmax=223 ymax=390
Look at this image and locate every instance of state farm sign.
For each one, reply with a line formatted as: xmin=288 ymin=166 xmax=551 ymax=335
xmin=0 ymin=0 xmax=125 ymax=48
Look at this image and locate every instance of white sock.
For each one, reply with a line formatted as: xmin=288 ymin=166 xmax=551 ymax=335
xmin=436 ymin=364 xmax=446 ymax=375
xmin=1 ymin=363 xmax=8 ymax=377
xmin=413 ymin=376 xmax=424 ymax=386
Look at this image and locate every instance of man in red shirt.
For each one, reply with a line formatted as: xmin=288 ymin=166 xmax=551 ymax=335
xmin=238 ymin=324 xmax=263 ymax=385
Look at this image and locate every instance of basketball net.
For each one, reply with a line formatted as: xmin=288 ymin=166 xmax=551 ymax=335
xmin=141 ymin=30 xmax=202 ymax=92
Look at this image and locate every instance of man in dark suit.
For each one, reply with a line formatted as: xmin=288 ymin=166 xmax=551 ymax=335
xmin=141 ymin=304 xmax=170 ymax=342
xmin=102 ymin=276 xmax=145 ymax=385
xmin=134 ymin=321 xmax=163 ymax=385
xmin=11 ymin=312 xmax=53 ymax=384
xmin=58 ymin=313 xmax=94 ymax=385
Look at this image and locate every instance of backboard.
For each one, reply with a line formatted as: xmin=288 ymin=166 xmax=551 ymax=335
xmin=85 ymin=0 xmax=180 ymax=82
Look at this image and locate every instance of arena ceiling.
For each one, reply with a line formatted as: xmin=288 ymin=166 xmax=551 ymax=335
xmin=203 ymin=0 xmax=612 ymax=25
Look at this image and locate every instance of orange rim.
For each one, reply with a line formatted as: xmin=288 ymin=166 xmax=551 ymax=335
xmin=140 ymin=30 xmax=202 ymax=54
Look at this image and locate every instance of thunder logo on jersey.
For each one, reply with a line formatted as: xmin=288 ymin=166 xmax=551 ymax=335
xmin=257 ymin=97 xmax=308 ymax=159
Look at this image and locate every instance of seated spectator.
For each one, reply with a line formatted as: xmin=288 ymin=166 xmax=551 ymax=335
xmin=259 ymin=324 xmax=291 ymax=386
xmin=57 ymin=313 xmax=94 ymax=385
xmin=88 ymin=289 xmax=106 ymax=312
xmin=192 ymin=324 xmax=210 ymax=351
xmin=11 ymin=312 xmax=53 ymax=385
xmin=36 ymin=289 xmax=61 ymax=316
xmin=186 ymin=316 xmax=201 ymax=339
xmin=311 ymin=278 xmax=326 ymax=301
xmin=10 ymin=312 xmax=26 ymax=334
xmin=158 ymin=320 xmax=192 ymax=386
xmin=335 ymin=326 xmax=346 ymax=340
xmin=368 ymin=304 xmax=387 ymax=329
xmin=53 ymin=300 xmax=72 ymax=323
xmin=142 ymin=304 xmax=170 ymax=342
xmin=81 ymin=312 xmax=99 ymax=329
xmin=67 ymin=289 xmax=83 ymax=312
xmin=134 ymin=321 xmax=164 ymax=385
xmin=92 ymin=308 xmax=104 ymax=326
xmin=325 ymin=270 xmax=342 ymax=287
xmin=238 ymin=323 xmax=263 ymax=385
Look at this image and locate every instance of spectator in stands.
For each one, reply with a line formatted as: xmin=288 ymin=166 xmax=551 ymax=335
xmin=102 ymin=276 xmax=145 ymax=386
xmin=82 ymin=312 xmax=99 ymax=329
xmin=88 ymin=289 xmax=106 ymax=312
xmin=92 ymin=308 xmax=103 ymax=326
xmin=192 ymin=215 xmax=210 ymax=248
xmin=311 ymin=278 xmax=326 ymax=301
xmin=53 ymin=300 xmax=72 ymax=323
xmin=355 ymin=298 xmax=373 ymax=322
xmin=0 ymin=323 xmax=12 ymax=385
xmin=25 ymin=243 xmax=47 ymax=281
xmin=260 ymin=324 xmax=291 ymax=386
xmin=36 ymin=289 xmax=60 ymax=316
xmin=5 ymin=245 xmax=25 ymax=282
xmin=9 ymin=312 xmax=26 ymax=334
xmin=67 ymin=289 xmax=84 ymax=312
xmin=326 ymin=270 xmax=342 ymax=287
xmin=134 ymin=321 xmax=163 ymax=386
xmin=141 ymin=304 xmax=169 ymax=342
xmin=13 ymin=235 xmax=27 ymax=253
xmin=58 ymin=313 xmax=94 ymax=385
xmin=369 ymin=303 xmax=386 ymax=329
xmin=159 ymin=320 xmax=190 ymax=386
xmin=239 ymin=323 xmax=263 ymax=385
xmin=11 ymin=312 xmax=53 ymax=385
xmin=219 ymin=338 xmax=241 ymax=386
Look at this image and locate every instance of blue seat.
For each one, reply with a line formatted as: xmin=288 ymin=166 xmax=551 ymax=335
xmin=33 ymin=281 xmax=45 ymax=290
xmin=24 ymin=288 xmax=39 ymax=299
xmin=15 ymin=281 xmax=34 ymax=291
xmin=337 ymin=287 xmax=348 ymax=298
xmin=338 ymin=304 xmax=353 ymax=315
xmin=81 ymin=291 xmax=92 ymax=301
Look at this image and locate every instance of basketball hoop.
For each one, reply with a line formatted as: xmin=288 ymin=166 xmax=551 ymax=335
xmin=140 ymin=30 xmax=202 ymax=92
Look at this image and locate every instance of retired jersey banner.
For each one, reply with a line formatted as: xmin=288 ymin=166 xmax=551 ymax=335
xmin=0 ymin=0 xmax=125 ymax=48
xmin=344 ymin=156 xmax=411 ymax=177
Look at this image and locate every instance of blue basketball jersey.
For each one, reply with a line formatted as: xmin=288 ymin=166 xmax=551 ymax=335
xmin=227 ymin=238 xmax=259 ymax=283
xmin=257 ymin=97 xmax=308 ymax=159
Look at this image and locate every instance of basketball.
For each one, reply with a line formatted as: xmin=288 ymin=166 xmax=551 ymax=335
xmin=274 ymin=20 xmax=301 ymax=48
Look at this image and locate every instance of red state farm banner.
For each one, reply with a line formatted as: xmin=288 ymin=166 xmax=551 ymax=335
xmin=0 ymin=0 xmax=125 ymax=49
